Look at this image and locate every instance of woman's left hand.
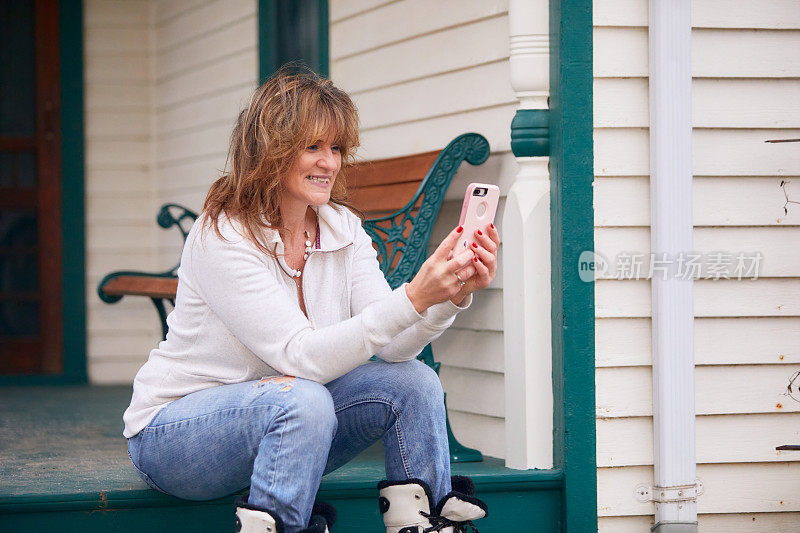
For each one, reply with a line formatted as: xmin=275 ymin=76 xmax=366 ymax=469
xmin=450 ymin=223 xmax=500 ymax=304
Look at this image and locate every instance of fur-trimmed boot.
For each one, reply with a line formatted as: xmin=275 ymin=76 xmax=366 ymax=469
xmin=234 ymin=494 xmax=336 ymax=533
xmin=377 ymin=476 xmax=488 ymax=533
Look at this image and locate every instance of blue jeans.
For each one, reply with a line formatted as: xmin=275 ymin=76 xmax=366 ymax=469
xmin=127 ymin=358 xmax=451 ymax=532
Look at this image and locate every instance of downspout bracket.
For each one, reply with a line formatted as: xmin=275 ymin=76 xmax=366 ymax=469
xmin=635 ymin=481 xmax=704 ymax=503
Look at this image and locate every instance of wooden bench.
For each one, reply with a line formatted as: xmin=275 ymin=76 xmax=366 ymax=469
xmin=97 ymin=132 xmax=490 ymax=463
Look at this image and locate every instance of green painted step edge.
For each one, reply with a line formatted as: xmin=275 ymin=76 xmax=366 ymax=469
xmin=0 ymin=470 xmax=564 ymax=513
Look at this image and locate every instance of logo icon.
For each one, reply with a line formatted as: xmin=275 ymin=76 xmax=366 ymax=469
xmin=578 ymin=251 xmax=608 ymax=282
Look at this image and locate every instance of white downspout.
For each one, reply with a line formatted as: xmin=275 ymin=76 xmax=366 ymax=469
xmin=648 ymin=1 xmax=699 ymax=531
xmin=504 ymin=0 xmax=552 ymax=469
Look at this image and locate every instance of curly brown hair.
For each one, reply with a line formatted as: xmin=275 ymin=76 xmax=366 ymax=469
xmin=201 ymin=65 xmax=361 ymax=256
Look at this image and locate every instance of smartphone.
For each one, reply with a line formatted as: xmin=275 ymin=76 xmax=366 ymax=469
xmin=455 ymin=183 xmax=500 ymax=253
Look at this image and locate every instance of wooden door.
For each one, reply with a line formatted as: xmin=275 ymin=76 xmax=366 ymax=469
xmin=0 ymin=0 xmax=63 ymax=374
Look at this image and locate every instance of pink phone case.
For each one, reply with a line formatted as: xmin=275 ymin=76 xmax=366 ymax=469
xmin=455 ymin=183 xmax=499 ymax=254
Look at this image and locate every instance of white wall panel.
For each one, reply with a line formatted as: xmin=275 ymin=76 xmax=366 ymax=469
xmin=598 ymin=413 xmax=800 ymax=467
xmin=596 ymin=364 xmax=800 ymax=418
xmin=594 ymin=78 xmax=800 ymax=128
xmin=84 ymin=0 xmax=158 ymax=382
xmin=594 ymin=1 xmax=800 ymax=526
xmin=331 ymin=0 xmax=507 ymax=59
xmin=594 ymin=0 xmax=800 ymax=29
xmin=598 ymin=463 xmax=800 ymax=516
xmin=594 ymin=176 xmax=800 ymax=227
xmin=597 ymin=316 xmax=800 ymax=367
xmin=332 ymin=14 xmax=509 ymax=94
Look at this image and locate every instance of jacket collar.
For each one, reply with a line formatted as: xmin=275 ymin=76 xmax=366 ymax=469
xmin=267 ymin=203 xmax=353 ymax=252
xmin=314 ymin=203 xmax=354 ymax=251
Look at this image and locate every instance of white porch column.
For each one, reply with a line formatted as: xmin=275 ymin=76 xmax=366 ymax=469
xmin=503 ymin=0 xmax=552 ymax=470
xmin=649 ymin=1 xmax=698 ymax=531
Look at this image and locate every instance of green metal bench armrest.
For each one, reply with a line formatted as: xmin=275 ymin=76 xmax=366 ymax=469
xmin=363 ymin=133 xmax=490 ymax=287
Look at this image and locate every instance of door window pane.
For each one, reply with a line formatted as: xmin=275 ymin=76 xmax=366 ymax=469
xmin=0 ymin=1 xmax=36 ymax=137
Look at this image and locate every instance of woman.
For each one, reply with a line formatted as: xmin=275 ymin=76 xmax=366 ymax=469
xmin=123 ymin=68 xmax=499 ymax=533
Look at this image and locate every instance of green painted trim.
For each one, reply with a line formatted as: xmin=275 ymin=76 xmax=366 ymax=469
xmin=59 ymin=0 xmax=87 ymax=384
xmin=511 ymin=109 xmax=550 ymax=157
xmin=257 ymin=0 xmax=277 ymax=82
xmin=258 ymin=0 xmax=330 ymax=80
xmin=317 ymin=0 xmax=329 ymax=77
xmin=549 ymin=0 xmax=597 ymax=532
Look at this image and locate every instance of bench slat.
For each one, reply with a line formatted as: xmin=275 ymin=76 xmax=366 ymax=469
xmin=346 ymin=150 xmax=439 ymax=188
xmin=102 ymin=276 xmax=179 ymax=299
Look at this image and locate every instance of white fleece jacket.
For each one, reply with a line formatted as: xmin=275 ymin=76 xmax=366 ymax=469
xmin=122 ymin=203 xmax=470 ymax=438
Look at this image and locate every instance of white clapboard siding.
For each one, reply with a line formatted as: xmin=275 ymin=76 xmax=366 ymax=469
xmin=596 ymin=226 xmax=800 ymax=279
xmin=86 ymin=111 xmax=149 ymax=139
xmin=86 ymin=140 xmax=150 ymax=170
xmin=447 ymin=409 xmax=506 ymax=460
xmin=85 ymin=0 xmax=150 ymax=27
xmin=330 ymin=0 xmax=397 ymax=23
xmin=594 ymin=4 xmax=800 ymax=526
xmin=84 ymin=0 xmax=159 ymax=383
xmin=597 ymin=279 xmax=800 ymax=318
xmin=595 ymin=27 xmax=800 ymax=78
xmin=89 ymin=359 xmax=152 ymax=385
xmin=598 ymin=462 xmax=800 ymax=516
xmin=155 ymin=49 xmax=257 ymax=110
xmin=156 ymin=16 xmax=255 ymax=82
xmin=152 ymin=0 xmax=257 ymax=283
xmin=600 ymin=513 xmax=800 ymax=533
xmin=594 ymin=78 xmax=800 ymax=128
xmin=597 ymin=317 xmax=800 ymax=367
xmin=87 ymin=300 xmax=160 ymax=334
xmin=433 ymin=329 xmax=504 ymax=373
xmin=87 ymin=223 xmax=152 ymax=252
xmin=156 ymin=122 xmax=232 ymax=167
xmin=440 ymin=365 xmax=504 ymax=418
xmin=85 ymin=55 xmax=150 ymax=84
xmin=87 ymin=169 xmax=155 ymax=194
xmin=331 ymin=0 xmax=507 ymax=60
xmin=332 ymin=1 xmax=513 ymax=459
xmin=87 ymin=193 xmax=152 ymax=224
xmin=356 ymin=61 xmax=515 ymax=131
xmin=85 ymin=84 xmax=149 ymax=112
xmin=596 ymin=364 xmax=800 ymax=418
xmin=87 ymin=251 xmax=155 ymax=278
xmin=155 ymin=0 xmax=255 ymax=52
xmin=597 ymin=413 xmax=800 ymax=467
xmin=595 ymin=128 xmax=800 ymax=177
xmin=332 ymin=14 xmax=508 ymax=95
xmin=359 ymin=102 xmax=516 ymax=159
xmin=85 ymin=28 xmax=149 ymax=55
xmin=154 ymin=0 xmax=206 ymax=25
xmin=594 ymin=176 xmax=800 ymax=227
xmin=89 ymin=332 xmax=160 ymax=361
xmin=595 ymin=0 xmax=800 ymax=29
xmin=451 ymin=288 xmax=503 ymax=331
xmin=156 ymin=84 xmax=251 ymax=137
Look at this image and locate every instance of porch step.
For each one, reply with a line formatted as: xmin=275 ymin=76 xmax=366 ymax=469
xmin=0 ymin=386 xmax=563 ymax=531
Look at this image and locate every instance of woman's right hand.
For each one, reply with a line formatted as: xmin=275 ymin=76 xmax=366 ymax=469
xmin=405 ymin=226 xmax=477 ymax=314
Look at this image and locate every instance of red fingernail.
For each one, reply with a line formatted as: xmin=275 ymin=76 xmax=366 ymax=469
xmin=474 ymin=256 xmax=478 ymax=262
xmin=477 ymin=230 xmax=483 ymax=236
xmin=490 ymin=223 xmax=495 ymax=229
xmin=472 ymin=243 xmax=478 ymax=249
xmin=456 ymin=226 xmax=463 ymax=233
